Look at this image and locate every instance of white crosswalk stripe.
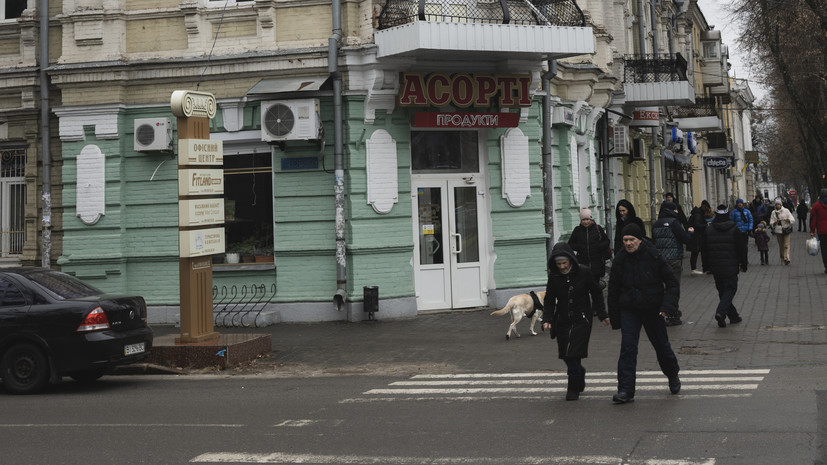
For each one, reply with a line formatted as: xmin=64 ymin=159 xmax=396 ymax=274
xmin=341 ymin=369 xmax=769 ymax=403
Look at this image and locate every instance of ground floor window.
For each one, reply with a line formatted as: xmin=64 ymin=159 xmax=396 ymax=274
xmin=411 ymin=131 xmax=479 ymax=173
xmin=221 ymin=152 xmax=273 ymax=264
xmin=1 ymin=147 xmax=25 ymax=257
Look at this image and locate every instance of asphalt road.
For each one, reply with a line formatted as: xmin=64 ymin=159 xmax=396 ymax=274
xmin=2 ymin=233 xmax=826 ymax=464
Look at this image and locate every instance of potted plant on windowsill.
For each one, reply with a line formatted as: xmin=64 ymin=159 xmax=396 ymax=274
xmin=254 ymin=244 xmax=274 ymax=263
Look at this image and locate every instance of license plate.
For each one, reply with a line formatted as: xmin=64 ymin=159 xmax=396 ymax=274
xmin=124 ymin=342 xmax=145 ymax=356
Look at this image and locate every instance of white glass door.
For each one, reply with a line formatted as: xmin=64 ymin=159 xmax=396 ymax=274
xmin=413 ymin=178 xmax=486 ymax=310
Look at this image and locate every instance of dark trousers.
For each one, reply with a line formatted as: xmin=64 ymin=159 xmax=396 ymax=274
xmin=564 ymin=357 xmax=583 ymax=377
xmin=759 ymin=250 xmax=768 ymax=264
xmin=799 ymin=218 xmax=807 ymax=231
xmin=819 ymin=234 xmax=827 ymax=271
xmin=713 ymin=274 xmax=741 ymax=319
xmin=617 ymin=309 xmax=680 ymax=395
xmin=739 ymin=233 xmax=750 ymax=264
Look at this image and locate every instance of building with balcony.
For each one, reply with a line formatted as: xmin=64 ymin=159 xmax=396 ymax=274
xmin=41 ymin=0 xmax=610 ymax=322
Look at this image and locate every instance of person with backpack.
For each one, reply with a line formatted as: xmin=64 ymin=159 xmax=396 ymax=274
xmin=730 ymin=199 xmax=754 ymax=264
xmin=652 ymin=201 xmax=694 ymax=326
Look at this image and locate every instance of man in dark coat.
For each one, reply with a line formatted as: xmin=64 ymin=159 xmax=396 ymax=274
xmin=542 ymin=243 xmax=609 ymax=401
xmin=796 ymin=199 xmax=809 ymax=232
xmin=652 ymin=201 xmax=695 ymax=326
xmin=607 ymin=224 xmax=681 ymax=404
xmin=703 ymin=205 xmax=748 ymax=328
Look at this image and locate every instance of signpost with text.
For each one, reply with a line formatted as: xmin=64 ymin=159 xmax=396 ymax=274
xmin=171 ymin=90 xmax=222 ymax=344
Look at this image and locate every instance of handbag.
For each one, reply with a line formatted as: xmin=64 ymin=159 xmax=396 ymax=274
xmin=807 ymin=237 xmax=820 ymax=256
xmin=782 ymin=223 xmax=793 ymax=235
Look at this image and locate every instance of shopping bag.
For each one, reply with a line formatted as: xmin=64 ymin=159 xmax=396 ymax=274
xmin=807 ymin=237 xmax=820 ymax=256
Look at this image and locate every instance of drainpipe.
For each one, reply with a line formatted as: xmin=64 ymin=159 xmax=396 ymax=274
xmin=40 ymin=0 xmax=51 ymax=268
xmin=330 ymin=0 xmax=346 ymax=310
xmin=648 ymin=0 xmax=659 ymax=227
xmin=542 ymin=59 xmax=558 ymax=259
xmin=600 ymin=97 xmax=613 ymax=241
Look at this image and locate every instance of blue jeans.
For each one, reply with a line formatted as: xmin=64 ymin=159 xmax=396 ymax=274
xmin=713 ymin=274 xmax=740 ymax=319
xmin=617 ymin=309 xmax=680 ymax=395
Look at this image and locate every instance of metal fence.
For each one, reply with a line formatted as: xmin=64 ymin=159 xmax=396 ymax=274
xmin=377 ymin=0 xmax=586 ymax=30
xmin=212 ymin=283 xmax=277 ymax=328
xmin=671 ymin=97 xmax=719 ymax=118
xmin=624 ymin=53 xmax=689 ymax=84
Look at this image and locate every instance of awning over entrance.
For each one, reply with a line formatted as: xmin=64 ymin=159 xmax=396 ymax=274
xmin=246 ymin=76 xmax=331 ymax=96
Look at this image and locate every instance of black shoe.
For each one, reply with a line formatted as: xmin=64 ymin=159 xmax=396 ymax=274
xmin=715 ymin=313 xmax=727 ymax=328
xmin=665 ymin=317 xmax=682 ymax=327
xmin=566 ymin=375 xmax=580 ymax=400
xmin=565 ymin=390 xmax=580 ymax=401
xmin=668 ymin=376 xmax=681 ymax=394
xmin=729 ymin=315 xmax=743 ymax=324
xmin=612 ymin=391 xmax=634 ymax=404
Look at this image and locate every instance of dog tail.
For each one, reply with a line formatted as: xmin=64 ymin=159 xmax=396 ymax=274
xmin=490 ymin=302 xmax=513 ymax=316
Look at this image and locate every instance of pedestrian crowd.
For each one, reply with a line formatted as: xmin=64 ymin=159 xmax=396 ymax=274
xmin=542 ymin=188 xmax=827 ymax=404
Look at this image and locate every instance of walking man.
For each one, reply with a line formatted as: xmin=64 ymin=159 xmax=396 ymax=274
xmin=704 ymin=205 xmax=748 ymax=328
xmin=652 ymin=201 xmax=694 ymax=326
xmin=607 ymin=224 xmax=681 ymax=404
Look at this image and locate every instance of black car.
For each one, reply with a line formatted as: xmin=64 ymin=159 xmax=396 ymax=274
xmin=0 ymin=268 xmax=153 ymax=394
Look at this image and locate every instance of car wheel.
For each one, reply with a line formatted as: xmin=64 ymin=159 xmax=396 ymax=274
xmin=69 ymin=369 xmax=106 ymax=384
xmin=1 ymin=343 xmax=51 ymax=395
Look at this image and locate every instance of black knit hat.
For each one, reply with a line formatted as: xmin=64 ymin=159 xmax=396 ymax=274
xmin=621 ymin=223 xmax=644 ymax=240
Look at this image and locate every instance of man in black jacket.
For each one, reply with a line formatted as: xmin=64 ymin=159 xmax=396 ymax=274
xmin=607 ymin=224 xmax=681 ymax=404
xmin=703 ymin=205 xmax=748 ymax=328
xmin=652 ymin=201 xmax=694 ymax=326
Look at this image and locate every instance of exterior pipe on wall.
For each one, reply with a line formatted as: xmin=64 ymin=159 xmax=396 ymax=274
xmin=40 ymin=0 xmax=51 ymax=268
xmin=330 ymin=0 xmax=346 ymax=310
xmin=542 ymin=59 xmax=558 ymax=259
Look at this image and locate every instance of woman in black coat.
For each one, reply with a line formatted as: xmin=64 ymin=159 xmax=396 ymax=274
xmin=542 ymin=242 xmax=609 ymax=401
xmin=614 ymin=199 xmax=646 ymax=254
xmin=568 ymin=208 xmax=611 ymax=280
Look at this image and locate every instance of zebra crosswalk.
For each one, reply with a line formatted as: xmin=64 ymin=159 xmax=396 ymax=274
xmin=342 ymin=369 xmax=770 ymax=403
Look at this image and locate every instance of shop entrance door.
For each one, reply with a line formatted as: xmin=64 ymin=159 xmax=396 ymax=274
xmin=412 ymin=178 xmax=487 ymax=310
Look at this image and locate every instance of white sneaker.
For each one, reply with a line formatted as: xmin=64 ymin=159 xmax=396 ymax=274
xmin=691 ymin=270 xmax=703 ymax=275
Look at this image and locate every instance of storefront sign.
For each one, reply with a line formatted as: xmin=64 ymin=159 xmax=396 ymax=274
xmin=413 ymin=112 xmax=520 ymax=128
xmin=178 ymin=139 xmax=224 ymax=166
xmin=179 ymin=198 xmax=225 ymax=227
xmin=178 ymin=168 xmax=225 ymax=196
xmin=629 ymin=107 xmax=660 ymax=127
xmin=398 ymin=73 xmax=532 ymax=108
xmin=704 ymin=156 xmax=732 ymax=168
xmin=179 ymin=227 xmax=225 ymax=258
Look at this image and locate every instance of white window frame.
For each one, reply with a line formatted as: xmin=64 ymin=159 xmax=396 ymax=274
xmin=1 ymin=0 xmax=27 ymax=22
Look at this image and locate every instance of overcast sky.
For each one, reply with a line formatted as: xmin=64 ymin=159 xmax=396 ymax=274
xmin=696 ymin=0 xmax=768 ymax=101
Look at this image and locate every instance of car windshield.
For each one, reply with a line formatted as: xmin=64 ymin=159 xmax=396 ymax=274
xmin=27 ymin=271 xmax=103 ymax=300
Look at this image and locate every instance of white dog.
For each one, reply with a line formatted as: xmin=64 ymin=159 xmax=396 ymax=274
xmin=490 ymin=291 xmax=545 ymax=340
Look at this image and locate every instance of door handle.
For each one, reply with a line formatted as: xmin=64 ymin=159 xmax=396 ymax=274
xmin=452 ymin=233 xmax=462 ymax=254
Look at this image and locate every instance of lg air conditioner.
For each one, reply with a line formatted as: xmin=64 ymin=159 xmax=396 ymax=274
xmin=261 ymin=99 xmax=322 ymax=142
xmin=134 ymin=118 xmax=172 ymax=152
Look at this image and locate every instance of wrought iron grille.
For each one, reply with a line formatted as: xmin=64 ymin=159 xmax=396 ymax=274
xmin=213 ymin=283 xmax=277 ymax=328
xmin=671 ymin=97 xmax=719 ymax=118
xmin=624 ymin=53 xmax=689 ymax=84
xmin=377 ymin=0 xmax=586 ymax=30
xmin=1 ymin=148 xmax=26 ymax=256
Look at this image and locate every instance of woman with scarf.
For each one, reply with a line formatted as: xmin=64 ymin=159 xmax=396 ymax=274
xmin=770 ymin=199 xmax=796 ymax=265
xmin=542 ymin=242 xmax=609 ymax=401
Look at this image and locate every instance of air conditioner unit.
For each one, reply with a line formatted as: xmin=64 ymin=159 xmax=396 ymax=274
xmin=134 ymin=118 xmax=172 ymax=152
xmin=610 ymin=125 xmax=630 ymax=155
xmin=261 ymin=99 xmax=322 ymax=142
xmin=629 ymin=138 xmax=646 ymax=161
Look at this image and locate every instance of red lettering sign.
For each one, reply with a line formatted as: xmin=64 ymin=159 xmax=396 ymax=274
xmin=399 ymin=73 xmax=533 ymax=108
xmin=413 ymin=112 xmax=520 ymax=128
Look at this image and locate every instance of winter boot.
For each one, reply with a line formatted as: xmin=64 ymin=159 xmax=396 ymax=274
xmin=565 ymin=376 xmax=580 ymax=401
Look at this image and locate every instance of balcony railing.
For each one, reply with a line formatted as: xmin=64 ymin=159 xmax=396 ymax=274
xmin=671 ymin=97 xmax=718 ymax=119
xmin=377 ymin=0 xmax=586 ymax=30
xmin=624 ymin=53 xmax=689 ymax=84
